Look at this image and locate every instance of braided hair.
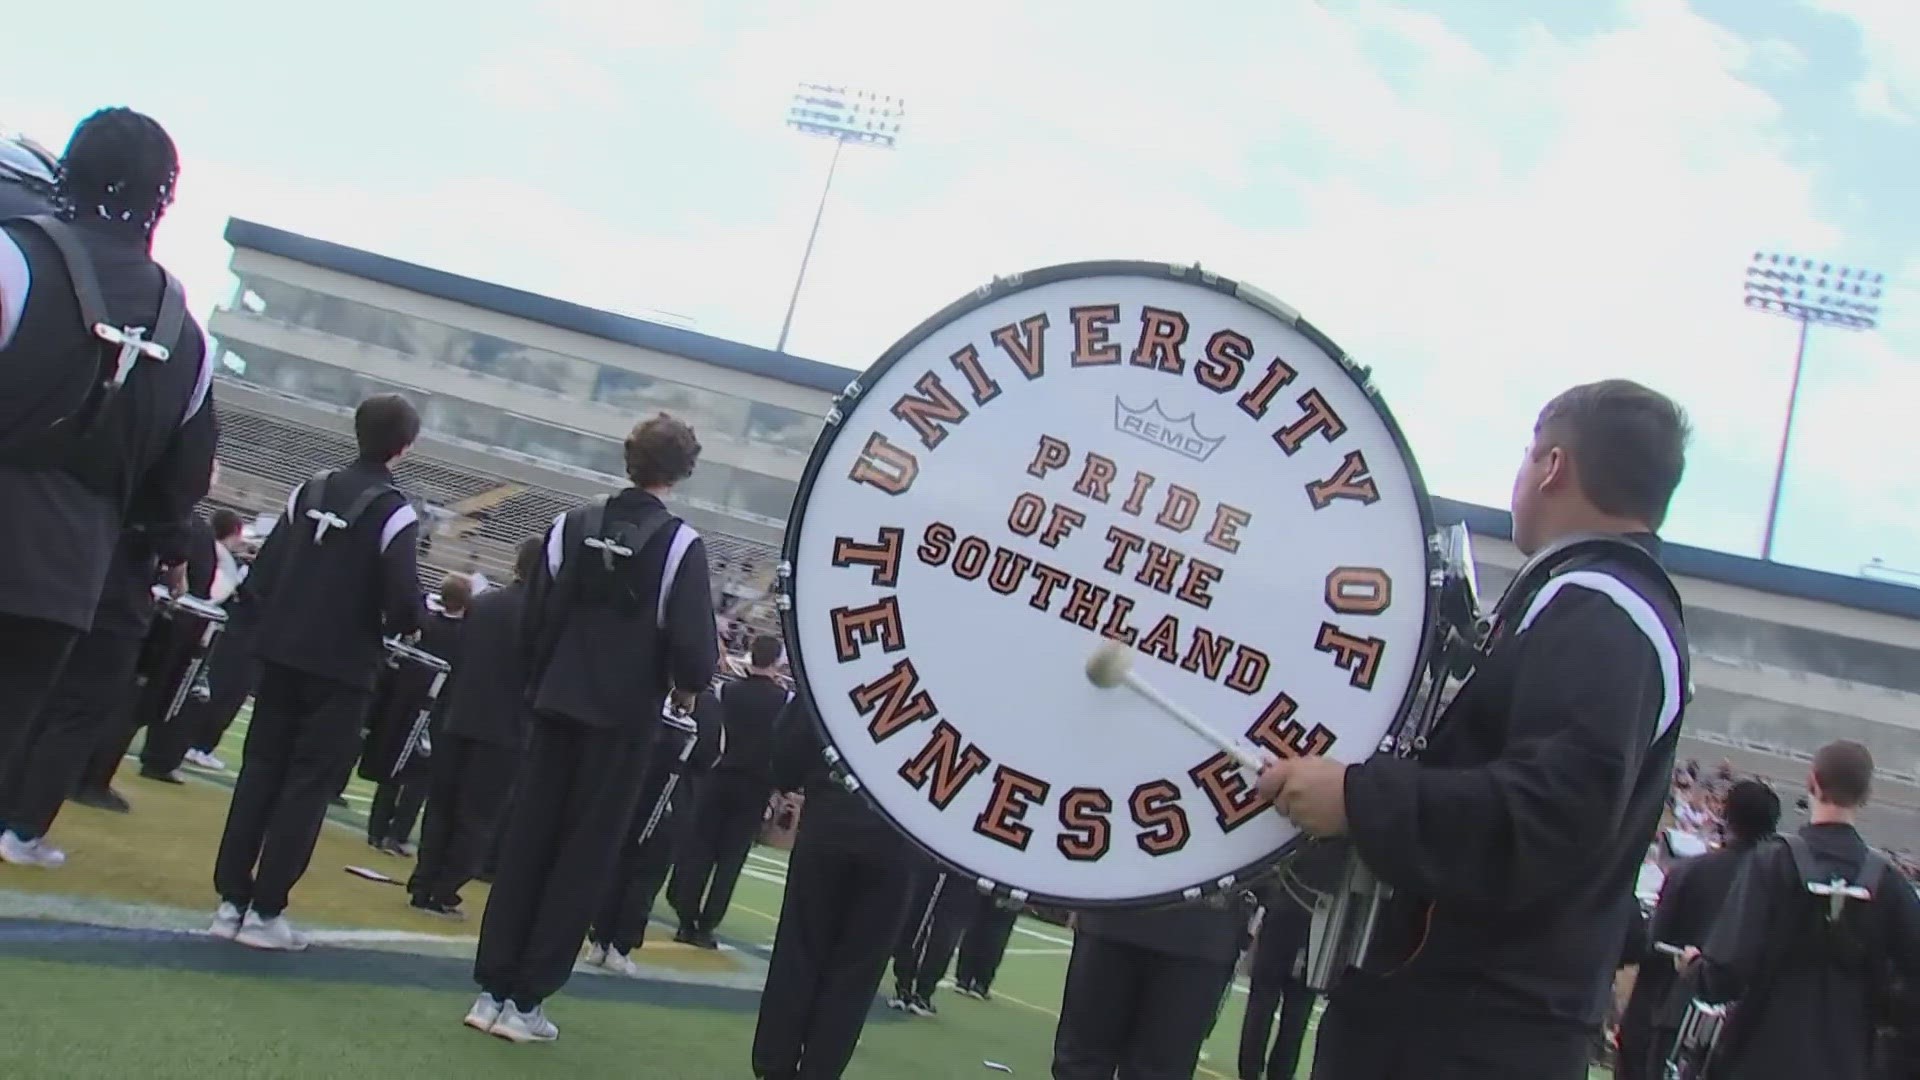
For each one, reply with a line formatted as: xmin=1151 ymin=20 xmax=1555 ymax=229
xmin=55 ymin=107 xmax=179 ymax=237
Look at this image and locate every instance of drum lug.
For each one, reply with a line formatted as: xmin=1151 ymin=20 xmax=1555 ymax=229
xmin=1181 ymin=886 xmax=1203 ymax=902
xmin=775 ymin=593 xmax=792 ymax=612
xmin=825 ymin=406 xmax=843 ymax=426
xmin=776 ymin=560 xmax=793 ymax=582
xmin=840 ymin=380 xmax=863 ymax=400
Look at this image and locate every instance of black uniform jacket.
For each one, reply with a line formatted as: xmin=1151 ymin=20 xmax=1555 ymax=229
xmin=441 ymin=581 xmax=532 ymax=748
xmin=242 ymin=460 xmax=423 ymax=689
xmin=1639 ymin=838 xmax=1763 ymax=1026
xmin=521 ymin=488 xmax=718 ymax=731
xmin=1341 ymin=536 xmax=1690 ymax=1025
xmin=0 ymin=219 xmax=215 ymax=631
xmin=713 ymin=673 xmax=790 ymax=783
xmin=1699 ymin=823 xmax=1920 ymax=1080
xmin=772 ymin=695 xmax=902 ymax=859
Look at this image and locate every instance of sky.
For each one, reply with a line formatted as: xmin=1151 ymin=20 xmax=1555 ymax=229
xmin=5 ymin=0 xmax=1918 ymax=581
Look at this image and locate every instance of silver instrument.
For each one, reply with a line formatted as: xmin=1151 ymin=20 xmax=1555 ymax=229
xmin=1295 ymin=521 xmax=1483 ymax=992
xmin=635 ymin=703 xmax=703 ymax=848
xmin=382 ymin=636 xmax=452 ymax=777
xmin=1665 ymin=998 xmax=1729 ymax=1079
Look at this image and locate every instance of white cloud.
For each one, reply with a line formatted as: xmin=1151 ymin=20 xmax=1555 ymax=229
xmin=7 ymin=0 xmax=1911 ymax=572
xmin=1811 ymin=0 xmax=1920 ymax=122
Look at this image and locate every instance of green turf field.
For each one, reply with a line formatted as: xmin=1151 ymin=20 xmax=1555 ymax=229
xmin=0 ymin=708 xmax=1610 ymax=1079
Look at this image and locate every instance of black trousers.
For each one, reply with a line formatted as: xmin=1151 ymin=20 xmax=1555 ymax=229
xmin=1308 ymin=990 xmax=1592 ymax=1080
xmin=367 ymin=779 xmax=427 ymax=845
xmin=0 ymin=614 xmax=81 ymax=800
xmin=751 ymin=834 xmax=912 ymax=1079
xmin=409 ymin=734 xmax=518 ymax=905
xmin=187 ymin=625 xmax=257 ymax=754
xmin=83 ymin=618 xmax=199 ymax=790
xmin=212 ymin=663 xmax=369 ymax=919
xmin=891 ymin=867 xmax=980 ymax=999
xmin=1240 ymin=980 xmax=1317 ymax=1080
xmin=669 ymin=769 xmax=769 ymax=932
xmin=137 ymin=614 xmax=219 ymax=775
xmin=955 ymin=905 xmax=1019 ymax=992
xmin=474 ymin=714 xmax=649 ymax=1009
xmin=0 ymin=625 xmax=142 ymax=841
xmin=590 ymin=759 xmax=688 ymax=953
xmin=1052 ymin=932 xmax=1236 ymax=1080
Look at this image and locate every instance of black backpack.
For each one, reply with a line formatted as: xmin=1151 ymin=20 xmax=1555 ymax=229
xmin=0 ymin=215 xmax=190 ymax=501
xmin=288 ymin=469 xmax=399 ymax=549
xmin=1778 ymin=834 xmax=1892 ymax=974
xmin=528 ymin=496 xmax=675 ymax=686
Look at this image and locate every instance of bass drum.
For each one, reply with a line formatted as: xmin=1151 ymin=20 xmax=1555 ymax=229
xmin=781 ymin=262 xmax=1438 ymax=908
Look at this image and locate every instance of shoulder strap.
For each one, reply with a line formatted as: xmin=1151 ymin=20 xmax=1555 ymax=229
xmin=1856 ymin=850 xmax=1889 ymax=896
xmin=1782 ymin=834 xmax=1818 ymax=883
xmin=578 ymin=496 xmax=608 ymax=550
xmin=341 ymin=480 xmax=398 ymax=531
xmin=15 ymin=215 xmax=108 ymax=332
xmin=153 ymin=270 xmax=187 ymax=350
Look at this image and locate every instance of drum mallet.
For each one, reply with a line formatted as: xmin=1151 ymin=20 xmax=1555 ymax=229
xmin=1086 ymin=642 xmax=1266 ymax=772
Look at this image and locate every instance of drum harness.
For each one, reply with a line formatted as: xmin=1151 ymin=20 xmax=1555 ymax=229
xmin=1294 ymin=531 xmax=1689 ymax=994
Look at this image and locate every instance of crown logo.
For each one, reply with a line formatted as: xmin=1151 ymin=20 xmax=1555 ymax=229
xmin=1113 ymin=398 xmax=1227 ymax=463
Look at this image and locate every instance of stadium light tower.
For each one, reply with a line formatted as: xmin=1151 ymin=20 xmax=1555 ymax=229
xmin=1742 ymin=252 xmax=1885 ymax=562
xmin=774 ymin=82 xmax=905 ymax=354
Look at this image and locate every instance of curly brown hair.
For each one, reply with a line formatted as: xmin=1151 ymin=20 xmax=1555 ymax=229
xmin=624 ymin=412 xmax=702 ymax=490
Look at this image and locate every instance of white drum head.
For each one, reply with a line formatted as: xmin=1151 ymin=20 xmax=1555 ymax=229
xmin=783 ymin=263 xmax=1436 ymax=907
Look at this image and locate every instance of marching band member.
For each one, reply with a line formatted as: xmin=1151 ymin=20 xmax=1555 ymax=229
xmin=669 ymin=633 xmax=789 ymax=948
xmin=365 ymin=573 xmax=471 ymax=856
xmin=126 ymin=504 xmax=223 ymax=784
xmin=886 ymin=862 xmax=980 ymax=1017
xmin=178 ymin=510 xmax=261 ymax=773
xmin=0 ymin=107 xmax=215 ymax=802
xmin=1051 ymin=898 xmax=1243 ymax=1079
xmin=467 ymin=413 xmax=717 ymax=1044
xmin=587 ymin=679 xmax=723 ymax=969
xmin=409 ymin=540 xmax=542 ymax=917
xmin=751 ymin=694 xmax=911 ymax=1080
xmin=1617 ymin=778 xmax=1780 ymax=1080
xmin=0 ymin=523 xmax=185 ymax=863
xmin=1680 ymin=741 xmax=1920 ymax=1080
xmin=1260 ymin=380 xmax=1694 ymax=1079
xmin=210 ymin=394 xmax=426 ymax=951
xmin=952 ymin=900 xmax=1020 ymax=1002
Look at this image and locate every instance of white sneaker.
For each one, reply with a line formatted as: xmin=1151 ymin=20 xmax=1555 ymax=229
xmin=604 ymin=950 xmax=642 ymax=978
xmin=0 ymin=830 xmax=66 ymax=868
xmin=583 ymin=942 xmax=608 ymax=968
xmin=463 ymin=993 xmax=504 ymax=1032
xmin=209 ymin=902 xmax=244 ymax=940
xmin=490 ymin=1002 xmax=559 ymax=1044
xmin=185 ymin=750 xmax=226 ymax=771
xmin=235 ymin=911 xmax=309 ymax=952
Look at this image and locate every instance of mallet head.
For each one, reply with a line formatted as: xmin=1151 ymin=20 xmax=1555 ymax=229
xmin=1086 ymin=641 xmax=1133 ymax=689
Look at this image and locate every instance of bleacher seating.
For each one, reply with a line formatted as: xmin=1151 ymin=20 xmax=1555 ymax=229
xmin=208 ymin=401 xmax=782 ymax=629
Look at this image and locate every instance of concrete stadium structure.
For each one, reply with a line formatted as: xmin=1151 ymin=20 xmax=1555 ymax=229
xmin=206 ymin=220 xmax=1919 ymax=842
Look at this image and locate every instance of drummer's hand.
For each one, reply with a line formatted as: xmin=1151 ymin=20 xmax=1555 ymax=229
xmin=162 ymin=562 xmax=188 ymax=597
xmin=1259 ymin=756 xmax=1350 ymax=837
xmin=1675 ymin=946 xmax=1701 ymax=973
xmin=669 ymin=688 xmax=696 ymax=714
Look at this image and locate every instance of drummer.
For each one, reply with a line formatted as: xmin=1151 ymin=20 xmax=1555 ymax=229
xmin=1260 ymin=379 xmax=1693 ymax=1079
xmin=210 ymin=394 xmax=426 ymax=951
xmin=365 ymin=572 xmax=472 ymax=857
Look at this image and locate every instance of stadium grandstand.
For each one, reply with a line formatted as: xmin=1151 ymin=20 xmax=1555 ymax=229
xmin=202 ymin=218 xmax=1920 ymax=848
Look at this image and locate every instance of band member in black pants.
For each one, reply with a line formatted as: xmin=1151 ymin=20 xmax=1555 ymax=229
xmin=0 ymin=526 xmax=174 ymax=866
xmin=410 ymin=541 xmax=541 ymax=917
xmin=752 ymin=695 xmax=912 ymax=1080
xmin=1239 ymin=894 xmax=1317 ymax=1080
xmin=180 ymin=596 xmax=258 ymax=769
xmin=366 ymin=573 xmax=471 ymax=855
xmin=0 ymin=109 xmax=216 ymax=797
xmin=587 ymin=682 xmax=723 ymax=970
xmin=887 ymin=862 xmax=980 ymax=1017
xmin=1053 ymin=899 xmax=1244 ymax=1080
xmin=469 ymin=413 xmax=717 ymax=1044
xmin=954 ymin=900 xmax=1020 ymax=1000
xmin=211 ymin=394 xmax=425 ymax=952
xmin=670 ymin=633 xmax=789 ymax=947
xmin=131 ymin=508 xmax=220 ymax=783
